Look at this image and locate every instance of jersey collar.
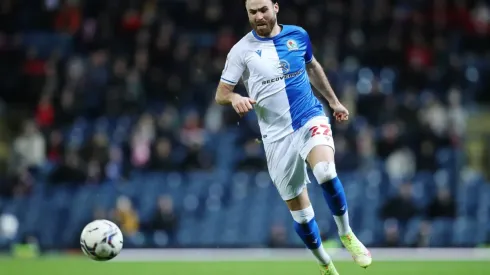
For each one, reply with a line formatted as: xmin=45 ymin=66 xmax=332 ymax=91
xmin=252 ymin=24 xmax=285 ymax=41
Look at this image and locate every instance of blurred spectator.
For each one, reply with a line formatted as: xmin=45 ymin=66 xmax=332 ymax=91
xmin=49 ymin=150 xmax=86 ymax=185
xmin=446 ymin=88 xmax=467 ymax=146
xmin=112 ymin=196 xmax=140 ymax=237
xmin=180 ymin=111 xmax=213 ymax=171
xmin=180 ymin=111 xmax=205 ymax=148
xmin=376 ymin=123 xmax=403 ymax=160
xmin=82 ymin=133 xmax=109 ymax=165
xmin=385 ymin=147 xmax=416 ymax=180
xmin=35 ymin=94 xmax=55 ymax=129
xmin=46 ymin=130 xmax=64 ymax=163
xmin=419 ymin=95 xmax=448 ymax=139
xmin=381 ymin=219 xmax=400 ymax=247
xmin=129 ymin=114 xmax=154 ymax=169
xmin=356 ymin=126 xmax=377 ymax=170
xmin=268 ymin=223 xmax=288 ymax=248
xmin=1 ymin=168 xmax=34 ymax=197
xmin=54 ymin=1 xmax=81 ymax=34
xmin=11 ymin=121 xmax=45 ymax=173
xmin=426 ymin=187 xmax=456 ymax=219
xmin=236 ymin=139 xmax=266 ymax=171
xmin=83 ymin=50 xmax=109 ymax=118
xmin=0 ymin=213 xmax=19 ymax=246
xmin=86 ymin=158 xmax=103 ymax=184
xmin=149 ymin=138 xmax=176 ymax=171
xmin=56 ymin=89 xmax=78 ymax=127
xmin=381 ymin=182 xmax=420 ymax=224
xmin=415 ymin=139 xmax=437 ymax=172
xmin=156 ymin=106 xmax=180 ymax=143
xmin=149 ymin=195 xmax=179 ymax=243
xmin=204 ymin=102 xmax=224 ymax=134
xmin=105 ymin=146 xmax=129 ymax=181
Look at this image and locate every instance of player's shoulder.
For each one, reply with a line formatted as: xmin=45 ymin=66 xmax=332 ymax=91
xmin=228 ymin=32 xmax=256 ymax=56
xmin=281 ymin=25 xmax=309 ymax=36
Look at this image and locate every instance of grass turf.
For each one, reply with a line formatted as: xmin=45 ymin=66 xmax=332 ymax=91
xmin=2 ymin=258 xmax=487 ymax=275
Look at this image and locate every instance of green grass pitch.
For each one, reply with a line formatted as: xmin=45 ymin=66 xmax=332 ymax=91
xmin=2 ymin=257 xmax=488 ymax=275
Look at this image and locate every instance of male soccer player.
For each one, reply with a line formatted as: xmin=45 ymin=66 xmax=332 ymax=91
xmin=215 ymin=0 xmax=372 ymax=274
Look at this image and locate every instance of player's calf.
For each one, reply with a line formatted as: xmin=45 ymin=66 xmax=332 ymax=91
xmin=290 ymin=205 xmax=332 ymax=266
xmin=312 ymin=161 xmax=351 ymax=235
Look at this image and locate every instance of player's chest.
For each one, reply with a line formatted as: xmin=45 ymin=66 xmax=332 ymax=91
xmin=244 ymin=46 xmax=305 ymax=78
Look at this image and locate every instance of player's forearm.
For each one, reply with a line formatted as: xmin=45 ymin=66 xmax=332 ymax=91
xmin=307 ymin=59 xmax=340 ymax=105
xmin=215 ymin=92 xmax=239 ymax=105
xmin=215 ymin=82 xmax=239 ymax=105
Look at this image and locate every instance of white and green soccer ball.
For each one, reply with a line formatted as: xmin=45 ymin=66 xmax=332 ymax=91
xmin=80 ymin=219 xmax=123 ymax=261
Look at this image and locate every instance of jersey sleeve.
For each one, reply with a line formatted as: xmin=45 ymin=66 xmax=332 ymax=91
xmin=304 ymin=31 xmax=313 ymax=64
xmin=220 ymin=47 xmax=245 ymax=85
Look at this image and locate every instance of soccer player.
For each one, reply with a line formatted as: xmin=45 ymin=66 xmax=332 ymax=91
xmin=215 ymin=0 xmax=372 ymax=274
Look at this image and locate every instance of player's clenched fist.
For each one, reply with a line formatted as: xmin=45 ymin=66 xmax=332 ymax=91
xmin=330 ymin=101 xmax=350 ymax=122
xmin=231 ymin=94 xmax=256 ymax=117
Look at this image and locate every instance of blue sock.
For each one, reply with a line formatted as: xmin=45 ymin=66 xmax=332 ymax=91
xmin=320 ymin=177 xmax=348 ymax=216
xmin=291 ymin=208 xmax=332 ymax=264
xmin=293 ymin=218 xmax=322 ymax=250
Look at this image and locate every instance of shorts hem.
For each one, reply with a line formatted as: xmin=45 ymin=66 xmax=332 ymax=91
xmin=279 ymin=183 xmax=308 ymax=201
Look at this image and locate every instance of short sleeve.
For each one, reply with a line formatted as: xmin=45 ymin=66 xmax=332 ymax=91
xmin=304 ymin=31 xmax=313 ymax=64
xmin=220 ymin=48 xmax=245 ymax=85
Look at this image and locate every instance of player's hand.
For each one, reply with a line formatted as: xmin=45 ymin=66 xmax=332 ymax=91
xmin=330 ymin=101 xmax=349 ymax=122
xmin=231 ymin=94 xmax=256 ymax=117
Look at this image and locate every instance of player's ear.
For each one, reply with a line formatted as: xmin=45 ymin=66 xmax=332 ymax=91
xmin=273 ymin=2 xmax=279 ymax=13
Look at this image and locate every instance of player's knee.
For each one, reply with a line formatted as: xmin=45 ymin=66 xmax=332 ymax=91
xmin=312 ymin=161 xmax=337 ymax=184
xmin=290 ymin=205 xmax=315 ymax=224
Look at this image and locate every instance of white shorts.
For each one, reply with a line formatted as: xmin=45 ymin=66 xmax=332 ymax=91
xmin=264 ymin=116 xmax=335 ymax=201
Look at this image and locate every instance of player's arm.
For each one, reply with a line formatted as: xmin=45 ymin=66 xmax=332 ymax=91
xmin=303 ymin=30 xmax=349 ymax=121
xmin=306 ymin=57 xmax=340 ymax=106
xmin=307 ymin=57 xmax=349 ymax=121
xmin=215 ymin=49 xmax=256 ymax=116
xmin=215 ymin=82 xmax=240 ymax=105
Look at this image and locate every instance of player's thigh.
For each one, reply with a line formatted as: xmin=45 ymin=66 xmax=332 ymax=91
xmin=297 ymin=116 xmax=336 ymax=168
xmin=264 ymin=136 xmax=309 ymax=206
xmin=307 ymin=144 xmax=335 ymax=168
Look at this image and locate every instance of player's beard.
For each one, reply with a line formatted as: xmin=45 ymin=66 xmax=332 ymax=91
xmin=252 ymin=15 xmax=277 ymax=37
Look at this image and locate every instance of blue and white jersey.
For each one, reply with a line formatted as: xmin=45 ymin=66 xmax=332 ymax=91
xmin=220 ymin=24 xmax=324 ymax=143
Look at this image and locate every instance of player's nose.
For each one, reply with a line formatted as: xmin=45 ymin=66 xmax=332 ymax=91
xmin=255 ymin=13 xmax=265 ymax=21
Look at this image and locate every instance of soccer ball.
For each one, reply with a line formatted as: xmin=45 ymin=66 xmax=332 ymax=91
xmin=80 ymin=219 xmax=123 ymax=261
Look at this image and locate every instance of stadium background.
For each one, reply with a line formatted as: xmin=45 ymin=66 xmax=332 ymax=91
xmin=1 ymin=0 xmax=490 ymax=274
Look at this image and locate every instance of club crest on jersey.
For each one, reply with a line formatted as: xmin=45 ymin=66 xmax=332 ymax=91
xmin=286 ymin=39 xmax=299 ymax=51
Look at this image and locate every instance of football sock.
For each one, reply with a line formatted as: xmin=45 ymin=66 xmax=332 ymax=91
xmin=291 ymin=205 xmax=332 ymax=265
xmin=320 ymin=177 xmax=351 ymax=236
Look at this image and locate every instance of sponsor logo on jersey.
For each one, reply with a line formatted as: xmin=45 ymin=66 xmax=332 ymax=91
xmin=278 ymin=60 xmax=290 ymax=74
xmin=261 ymin=69 xmax=304 ymax=85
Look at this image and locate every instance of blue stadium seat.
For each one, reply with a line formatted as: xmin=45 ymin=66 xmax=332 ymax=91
xmin=429 ymin=218 xmax=453 ymax=247
xmin=457 ymin=172 xmax=484 ymax=218
xmin=2 ymin=161 xmax=483 ymax=249
xmin=402 ymin=218 xmax=422 ymax=246
xmin=452 ymin=217 xmax=478 ymax=247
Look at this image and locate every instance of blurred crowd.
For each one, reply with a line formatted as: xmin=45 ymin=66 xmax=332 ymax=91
xmin=1 ymin=0 xmax=490 ymax=248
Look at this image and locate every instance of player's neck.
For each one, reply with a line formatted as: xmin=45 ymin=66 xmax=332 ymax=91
xmin=268 ymin=24 xmax=282 ymax=37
